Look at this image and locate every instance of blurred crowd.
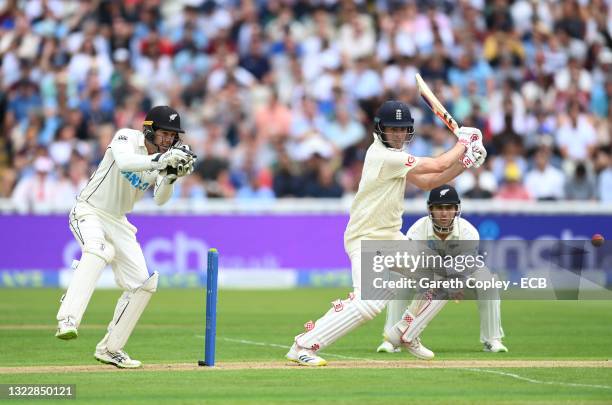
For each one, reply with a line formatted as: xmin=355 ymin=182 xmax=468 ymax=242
xmin=1 ymin=0 xmax=612 ymax=213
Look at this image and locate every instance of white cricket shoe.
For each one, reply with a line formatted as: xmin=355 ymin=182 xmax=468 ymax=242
xmin=403 ymin=337 xmax=434 ymax=360
xmin=94 ymin=349 xmax=142 ymax=368
xmin=55 ymin=317 xmax=78 ymax=340
xmin=376 ymin=340 xmax=401 ymax=353
xmin=483 ymin=339 xmax=508 ymax=353
xmin=286 ymin=343 xmax=327 ymax=366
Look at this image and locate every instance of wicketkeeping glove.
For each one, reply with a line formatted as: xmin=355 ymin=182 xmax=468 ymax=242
xmin=152 ymin=146 xmax=196 ymax=171
xmin=159 ymin=145 xmax=197 ymax=183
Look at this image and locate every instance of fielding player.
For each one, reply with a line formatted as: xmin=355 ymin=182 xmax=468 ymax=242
xmin=55 ymin=106 xmax=196 ymax=368
xmin=377 ymin=184 xmax=508 ymax=357
xmin=286 ymin=100 xmax=487 ymax=366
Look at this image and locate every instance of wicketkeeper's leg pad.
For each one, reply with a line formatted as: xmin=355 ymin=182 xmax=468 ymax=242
xmin=56 ymin=250 xmax=109 ymax=327
xmin=385 ymin=290 xmax=447 ymax=346
xmin=105 ymin=272 xmax=158 ymax=352
xmin=295 ymin=293 xmax=387 ymax=351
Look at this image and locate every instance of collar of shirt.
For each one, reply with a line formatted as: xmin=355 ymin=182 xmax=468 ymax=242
xmin=135 ymin=131 xmax=150 ymax=156
xmin=137 ymin=131 xmax=145 ymax=148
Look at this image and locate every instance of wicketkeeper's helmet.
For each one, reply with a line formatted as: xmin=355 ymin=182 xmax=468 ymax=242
xmin=143 ymin=105 xmax=184 ymax=150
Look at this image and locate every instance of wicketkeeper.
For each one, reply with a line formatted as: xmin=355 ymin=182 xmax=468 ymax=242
xmin=377 ymin=184 xmax=507 ymax=358
xmin=55 ymin=106 xmax=197 ymax=368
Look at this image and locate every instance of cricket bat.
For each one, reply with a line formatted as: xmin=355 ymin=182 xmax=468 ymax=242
xmin=415 ymin=73 xmax=460 ymax=137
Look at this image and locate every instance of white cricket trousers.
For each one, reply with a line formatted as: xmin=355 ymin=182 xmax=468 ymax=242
xmin=69 ymin=201 xmax=149 ymax=290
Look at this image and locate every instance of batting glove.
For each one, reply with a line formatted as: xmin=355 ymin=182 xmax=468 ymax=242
xmin=456 ymin=127 xmax=483 ymax=149
xmin=461 ymin=142 xmax=487 ymax=169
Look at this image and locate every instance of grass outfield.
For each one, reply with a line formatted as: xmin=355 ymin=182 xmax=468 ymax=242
xmin=0 ymin=289 xmax=611 ymax=404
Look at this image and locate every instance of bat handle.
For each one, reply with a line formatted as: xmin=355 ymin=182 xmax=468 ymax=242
xmin=450 ymin=124 xmax=460 ymax=138
xmin=443 ymin=115 xmax=459 ymax=137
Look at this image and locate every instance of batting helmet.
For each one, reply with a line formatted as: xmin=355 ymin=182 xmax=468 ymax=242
xmin=374 ymin=100 xmax=415 ymax=150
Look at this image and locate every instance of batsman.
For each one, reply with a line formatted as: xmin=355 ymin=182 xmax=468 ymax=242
xmin=286 ymin=100 xmax=487 ymax=366
xmin=55 ymin=106 xmax=197 ymax=368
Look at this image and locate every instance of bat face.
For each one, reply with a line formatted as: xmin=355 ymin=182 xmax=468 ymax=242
xmin=415 ymin=74 xmax=459 ymax=135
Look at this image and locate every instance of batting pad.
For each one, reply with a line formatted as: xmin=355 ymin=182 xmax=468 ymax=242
xmin=296 ymin=296 xmax=387 ymax=351
xmin=383 ymin=298 xmax=410 ymax=334
xmin=385 ymin=291 xmax=447 ymax=345
xmin=107 ymin=272 xmax=158 ymax=352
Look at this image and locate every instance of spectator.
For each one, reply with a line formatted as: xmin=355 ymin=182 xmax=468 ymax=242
xmin=53 ymin=154 xmax=89 ymax=209
xmin=522 ymin=105 xmax=557 ymax=151
xmin=273 ymin=148 xmax=301 ymax=198
xmin=66 ymin=38 xmax=113 ymax=88
xmin=554 ymin=57 xmax=592 ymax=94
xmin=556 ymin=101 xmax=597 ymax=161
xmin=342 ymin=56 xmax=383 ymax=107
xmin=48 ymin=125 xmax=89 ymax=167
xmin=489 ymin=79 xmax=526 ymax=136
xmin=565 ymin=162 xmax=596 ymax=201
xmin=452 ymin=80 xmax=489 ymax=123
xmin=7 ymin=79 xmax=42 ymax=125
xmin=447 ymin=51 xmax=493 ymax=95
xmin=491 ymin=137 xmax=528 ymax=184
xmin=524 ymin=146 xmax=565 ymax=201
xmin=0 ymin=168 xmax=16 ymax=198
xmin=594 ymin=95 xmax=612 ymax=148
xmin=455 ymin=165 xmax=497 ymax=199
xmin=555 ymin=0 xmax=586 ymax=40
xmin=288 ymin=97 xmax=328 ymax=158
xmin=0 ymin=1 xmax=610 ymax=207
xmin=495 ymin=162 xmax=532 ymax=201
xmin=200 ymin=159 xmax=235 ymax=199
xmin=381 ymin=56 xmax=419 ymax=93
xmin=254 ymin=91 xmax=292 ymax=142
xmin=303 ymin=161 xmax=343 ymax=198
xmin=483 ymin=31 xmax=524 ymax=70
xmin=172 ymin=31 xmax=210 ymax=88
xmin=239 ymin=35 xmax=271 ymax=82
xmin=202 ymin=119 xmax=231 ymax=160
xmin=173 ymin=174 xmax=206 ymax=200
xmin=598 ymin=157 xmax=612 ymax=202
xmin=11 ymin=156 xmax=59 ymax=213
xmin=323 ymin=107 xmax=365 ymax=151
xmin=338 ymin=10 xmax=375 ymax=61
xmin=236 ymin=171 xmax=275 ymax=201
